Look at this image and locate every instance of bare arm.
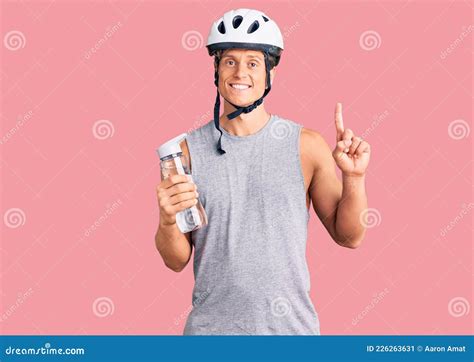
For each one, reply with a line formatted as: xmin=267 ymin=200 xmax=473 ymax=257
xmin=155 ymin=221 xmax=192 ymax=272
xmin=303 ymin=128 xmax=367 ymax=248
xmin=302 ymin=129 xmax=343 ymax=245
xmin=335 ymin=174 xmax=367 ymax=248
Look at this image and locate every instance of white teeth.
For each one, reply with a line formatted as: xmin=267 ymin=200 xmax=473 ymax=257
xmin=230 ymin=84 xmax=251 ymax=90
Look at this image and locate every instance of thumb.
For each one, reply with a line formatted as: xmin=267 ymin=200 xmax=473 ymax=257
xmin=333 ymin=139 xmax=351 ymax=160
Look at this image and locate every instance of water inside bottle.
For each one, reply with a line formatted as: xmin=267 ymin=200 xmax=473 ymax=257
xmin=160 ymin=154 xmax=207 ymax=233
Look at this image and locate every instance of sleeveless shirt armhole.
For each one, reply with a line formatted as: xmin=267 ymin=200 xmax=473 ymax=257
xmin=185 ymin=136 xmax=197 ymax=179
xmin=296 ymin=125 xmax=311 ymax=222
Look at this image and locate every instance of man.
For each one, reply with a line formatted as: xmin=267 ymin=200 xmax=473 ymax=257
xmin=155 ymin=8 xmax=371 ymax=335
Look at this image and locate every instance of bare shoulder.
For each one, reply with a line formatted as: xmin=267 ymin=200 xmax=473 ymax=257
xmin=300 ymin=127 xmax=325 ymax=149
xmin=300 ymin=127 xmax=333 ymax=170
xmin=301 ymin=127 xmax=329 ymax=155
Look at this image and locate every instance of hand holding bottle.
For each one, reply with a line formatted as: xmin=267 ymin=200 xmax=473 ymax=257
xmin=156 ymin=175 xmax=199 ymax=227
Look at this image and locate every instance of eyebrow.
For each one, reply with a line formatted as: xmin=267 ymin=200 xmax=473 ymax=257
xmin=222 ymin=54 xmax=263 ymax=61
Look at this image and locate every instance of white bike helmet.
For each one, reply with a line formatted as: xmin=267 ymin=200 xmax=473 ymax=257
xmin=206 ymin=9 xmax=284 ymax=154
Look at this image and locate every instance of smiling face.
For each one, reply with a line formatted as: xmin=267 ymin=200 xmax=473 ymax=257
xmin=216 ymin=48 xmax=275 ymax=107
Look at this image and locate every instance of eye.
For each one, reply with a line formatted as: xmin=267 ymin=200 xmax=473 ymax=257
xmin=225 ymin=59 xmax=235 ymax=66
xmin=249 ymin=62 xmax=258 ymax=68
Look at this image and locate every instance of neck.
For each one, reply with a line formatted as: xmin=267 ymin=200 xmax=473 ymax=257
xmin=220 ymin=100 xmax=271 ymax=136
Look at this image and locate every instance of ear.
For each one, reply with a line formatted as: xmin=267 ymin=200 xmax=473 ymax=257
xmin=269 ymin=67 xmax=276 ymax=86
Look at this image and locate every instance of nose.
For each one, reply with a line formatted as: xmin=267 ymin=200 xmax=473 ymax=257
xmin=233 ymin=61 xmax=248 ymax=79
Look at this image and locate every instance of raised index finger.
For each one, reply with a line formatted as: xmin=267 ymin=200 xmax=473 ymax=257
xmin=335 ymin=102 xmax=344 ymax=141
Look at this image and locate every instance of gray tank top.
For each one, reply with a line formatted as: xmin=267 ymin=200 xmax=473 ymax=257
xmin=183 ymin=114 xmax=320 ymax=335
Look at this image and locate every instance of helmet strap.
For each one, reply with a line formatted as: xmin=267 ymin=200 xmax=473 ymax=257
xmin=213 ymin=89 xmax=226 ymax=154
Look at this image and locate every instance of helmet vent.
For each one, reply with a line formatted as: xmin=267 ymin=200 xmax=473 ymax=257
xmin=262 ymin=15 xmax=269 ymax=22
xmin=247 ymin=20 xmax=260 ymax=34
xmin=232 ymin=15 xmax=243 ymax=29
xmin=217 ymin=21 xmax=226 ymax=34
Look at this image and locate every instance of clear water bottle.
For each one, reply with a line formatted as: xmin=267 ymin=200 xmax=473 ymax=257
xmin=157 ymin=133 xmax=208 ymax=233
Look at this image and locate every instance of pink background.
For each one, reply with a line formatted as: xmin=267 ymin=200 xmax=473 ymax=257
xmin=1 ymin=0 xmax=472 ymax=335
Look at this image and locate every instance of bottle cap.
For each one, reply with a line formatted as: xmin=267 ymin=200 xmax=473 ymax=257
xmin=156 ymin=133 xmax=188 ymax=159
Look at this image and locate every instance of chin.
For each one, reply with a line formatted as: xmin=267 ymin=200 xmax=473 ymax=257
xmin=224 ymin=93 xmax=257 ymax=107
xmin=228 ymin=99 xmax=254 ymax=107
